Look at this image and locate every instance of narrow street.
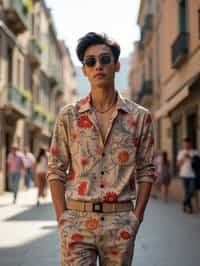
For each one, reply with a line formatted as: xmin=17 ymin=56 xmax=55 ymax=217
xmin=0 ymin=188 xmax=199 ymax=266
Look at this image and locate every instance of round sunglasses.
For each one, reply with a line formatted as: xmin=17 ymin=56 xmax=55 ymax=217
xmin=83 ymin=54 xmax=112 ymax=67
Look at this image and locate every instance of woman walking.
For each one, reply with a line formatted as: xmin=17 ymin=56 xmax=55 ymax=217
xmin=35 ymin=148 xmax=48 ymax=206
xmin=159 ymin=151 xmax=171 ymax=203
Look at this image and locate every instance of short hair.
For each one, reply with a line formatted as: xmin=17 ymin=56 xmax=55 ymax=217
xmin=76 ymin=32 xmax=121 ymax=63
xmin=183 ymin=137 xmax=191 ymax=143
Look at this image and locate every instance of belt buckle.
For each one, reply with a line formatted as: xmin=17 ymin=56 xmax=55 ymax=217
xmin=92 ymin=202 xmax=103 ymax=213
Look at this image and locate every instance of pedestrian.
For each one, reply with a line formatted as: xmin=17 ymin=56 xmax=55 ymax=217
xmin=151 ymin=150 xmax=162 ymax=198
xmin=22 ymin=146 xmax=36 ymax=189
xmin=35 ymin=148 xmax=48 ymax=206
xmin=47 ymin=32 xmax=156 ymax=265
xmin=7 ymin=144 xmax=24 ymax=203
xmin=159 ymin=151 xmax=171 ymax=203
xmin=191 ymin=153 xmax=200 ymax=212
xmin=177 ymin=137 xmax=198 ymax=213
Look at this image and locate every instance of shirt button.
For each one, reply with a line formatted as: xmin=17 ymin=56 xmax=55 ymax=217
xmin=101 ymin=216 xmax=104 ymax=221
xmin=101 ymin=171 xmax=104 ymax=175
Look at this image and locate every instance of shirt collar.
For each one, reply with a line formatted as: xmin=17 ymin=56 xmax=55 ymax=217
xmin=77 ymin=91 xmax=130 ymax=114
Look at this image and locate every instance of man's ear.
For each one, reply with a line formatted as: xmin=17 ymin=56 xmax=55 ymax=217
xmin=82 ymin=65 xmax=87 ymax=76
xmin=115 ymin=61 xmax=120 ymax=72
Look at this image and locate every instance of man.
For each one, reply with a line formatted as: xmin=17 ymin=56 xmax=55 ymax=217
xmin=22 ymin=146 xmax=36 ymax=189
xmin=7 ymin=144 xmax=24 ymax=203
xmin=177 ymin=137 xmax=198 ymax=213
xmin=47 ymin=32 xmax=156 ymax=265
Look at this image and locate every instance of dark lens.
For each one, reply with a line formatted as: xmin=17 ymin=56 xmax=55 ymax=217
xmin=100 ymin=55 xmax=111 ymax=65
xmin=84 ymin=57 xmax=96 ymax=67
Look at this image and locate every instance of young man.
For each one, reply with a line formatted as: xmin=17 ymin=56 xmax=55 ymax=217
xmin=7 ymin=144 xmax=24 ymax=203
xmin=177 ymin=137 xmax=198 ymax=213
xmin=47 ymin=32 xmax=156 ymax=265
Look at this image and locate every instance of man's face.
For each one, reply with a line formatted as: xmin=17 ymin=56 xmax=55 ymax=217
xmin=183 ymin=140 xmax=191 ymax=150
xmin=82 ymin=44 xmax=119 ymax=88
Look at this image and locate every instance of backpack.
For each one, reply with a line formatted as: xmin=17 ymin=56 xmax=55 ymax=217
xmin=192 ymin=155 xmax=200 ymax=189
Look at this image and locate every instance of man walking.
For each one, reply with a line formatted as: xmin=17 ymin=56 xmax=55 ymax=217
xmin=7 ymin=144 xmax=24 ymax=203
xmin=47 ymin=32 xmax=156 ymax=265
xmin=177 ymin=137 xmax=198 ymax=213
xmin=22 ymin=146 xmax=36 ymax=189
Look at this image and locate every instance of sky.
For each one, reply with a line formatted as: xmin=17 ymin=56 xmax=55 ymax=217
xmin=46 ymin=0 xmax=141 ymax=66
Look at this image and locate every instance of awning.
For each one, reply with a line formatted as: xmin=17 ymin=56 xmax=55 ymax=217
xmin=154 ymin=73 xmax=200 ymax=119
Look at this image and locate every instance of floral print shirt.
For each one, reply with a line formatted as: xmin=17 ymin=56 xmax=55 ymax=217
xmin=47 ymin=92 xmax=156 ymax=202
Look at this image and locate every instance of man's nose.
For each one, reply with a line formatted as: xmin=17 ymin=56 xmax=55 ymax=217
xmin=95 ymin=59 xmax=103 ymax=70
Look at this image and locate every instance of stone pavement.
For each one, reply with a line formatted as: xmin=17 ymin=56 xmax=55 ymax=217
xmin=0 ymin=188 xmax=199 ymax=266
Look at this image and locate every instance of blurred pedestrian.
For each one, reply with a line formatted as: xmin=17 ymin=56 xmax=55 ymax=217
xmin=191 ymin=153 xmax=200 ymax=212
xmin=159 ymin=151 xmax=171 ymax=203
xmin=47 ymin=32 xmax=156 ymax=265
xmin=151 ymin=150 xmax=162 ymax=198
xmin=22 ymin=146 xmax=36 ymax=189
xmin=35 ymin=148 xmax=48 ymax=206
xmin=7 ymin=144 xmax=24 ymax=203
xmin=177 ymin=137 xmax=198 ymax=213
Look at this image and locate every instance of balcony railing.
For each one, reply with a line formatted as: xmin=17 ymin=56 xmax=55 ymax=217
xmin=28 ymin=38 xmax=42 ymax=66
xmin=6 ymin=86 xmax=31 ymax=117
xmin=171 ymin=32 xmax=189 ymax=68
xmin=143 ymin=14 xmax=153 ymax=44
xmin=3 ymin=0 xmax=29 ymax=34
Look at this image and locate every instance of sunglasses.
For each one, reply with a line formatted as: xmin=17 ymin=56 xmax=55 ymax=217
xmin=83 ymin=54 xmax=112 ymax=67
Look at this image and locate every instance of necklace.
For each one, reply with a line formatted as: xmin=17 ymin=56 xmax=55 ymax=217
xmin=92 ymin=93 xmax=117 ymax=114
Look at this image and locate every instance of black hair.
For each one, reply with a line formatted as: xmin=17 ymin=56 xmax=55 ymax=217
xmin=183 ymin=137 xmax=191 ymax=143
xmin=76 ymin=32 xmax=120 ymax=63
xmin=36 ymin=148 xmax=46 ymax=163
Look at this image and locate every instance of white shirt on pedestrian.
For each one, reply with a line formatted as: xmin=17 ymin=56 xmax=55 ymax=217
xmin=23 ymin=153 xmax=36 ymax=168
xmin=36 ymin=156 xmax=48 ymax=173
xmin=177 ymin=149 xmax=198 ymax=178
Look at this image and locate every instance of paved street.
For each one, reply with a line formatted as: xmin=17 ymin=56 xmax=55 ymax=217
xmin=0 ymin=188 xmax=199 ymax=266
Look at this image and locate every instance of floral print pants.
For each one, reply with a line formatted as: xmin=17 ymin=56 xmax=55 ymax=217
xmin=58 ymin=209 xmax=140 ymax=266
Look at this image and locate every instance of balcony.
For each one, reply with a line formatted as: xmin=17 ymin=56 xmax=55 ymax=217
xmin=171 ymin=32 xmax=189 ymax=68
xmin=28 ymin=38 xmax=42 ymax=66
xmin=48 ymin=64 xmax=60 ymax=86
xmin=3 ymin=0 xmax=30 ymax=34
xmin=138 ymin=80 xmax=153 ymax=105
xmin=143 ymin=14 xmax=153 ymax=44
xmin=6 ymin=86 xmax=31 ymax=117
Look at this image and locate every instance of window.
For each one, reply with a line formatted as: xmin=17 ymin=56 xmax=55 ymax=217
xmin=178 ymin=0 xmax=188 ymax=32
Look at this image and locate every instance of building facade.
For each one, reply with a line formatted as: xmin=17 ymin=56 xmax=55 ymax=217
xmin=129 ymin=0 xmax=200 ymax=198
xmin=0 ymin=0 xmax=76 ymax=193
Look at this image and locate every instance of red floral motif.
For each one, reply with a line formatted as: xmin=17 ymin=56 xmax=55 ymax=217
xmin=132 ymin=137 xmax=139 ymax=147
xmin=68 ymin=242 xmax=75 ymax=249
xmin=118 ymin=150 xmax=130 ymax=164
xmin=69 ymin=168 xmax=76 ymax=181
xmin=127 ymin=117 xmax=137 ymax=127
xmin=78 ymin=115 xmax=93 ymax=129
xmin=78 ymin=181 xmax=88 ymax=196
xmin=84 ymin=217 xmax=99 ymax=231
xmin=110 ymin=248 xmax=119 ymax=256
xmin=50 ymin=146 xmax=58 ymax=156
xmin=72 ymin=132 xmax=78 ymax=141
xmin=120 ymin=230 xmax=131 ymax=240
xmin=146 ymin=114 xmax=152 ymax=124
xmin=81 ymin=158 xmax=90 ymax=166
xmin=80 ymin=96 xmax=90 ymax=105
xmin=103 ymin=192 xmax=118 ymax=202
xmin=71 ymin=233 xmax=84 ymax=242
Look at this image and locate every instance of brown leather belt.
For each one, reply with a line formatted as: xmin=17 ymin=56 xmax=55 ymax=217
xmin=67 ymin=199 xmax=133 ymax=213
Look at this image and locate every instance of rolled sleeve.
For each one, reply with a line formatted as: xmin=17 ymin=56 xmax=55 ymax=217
xmin=136 ymin=111 xmax=156 ymax=184
xmin=47 ymin=113 xmax=70 ymax=183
